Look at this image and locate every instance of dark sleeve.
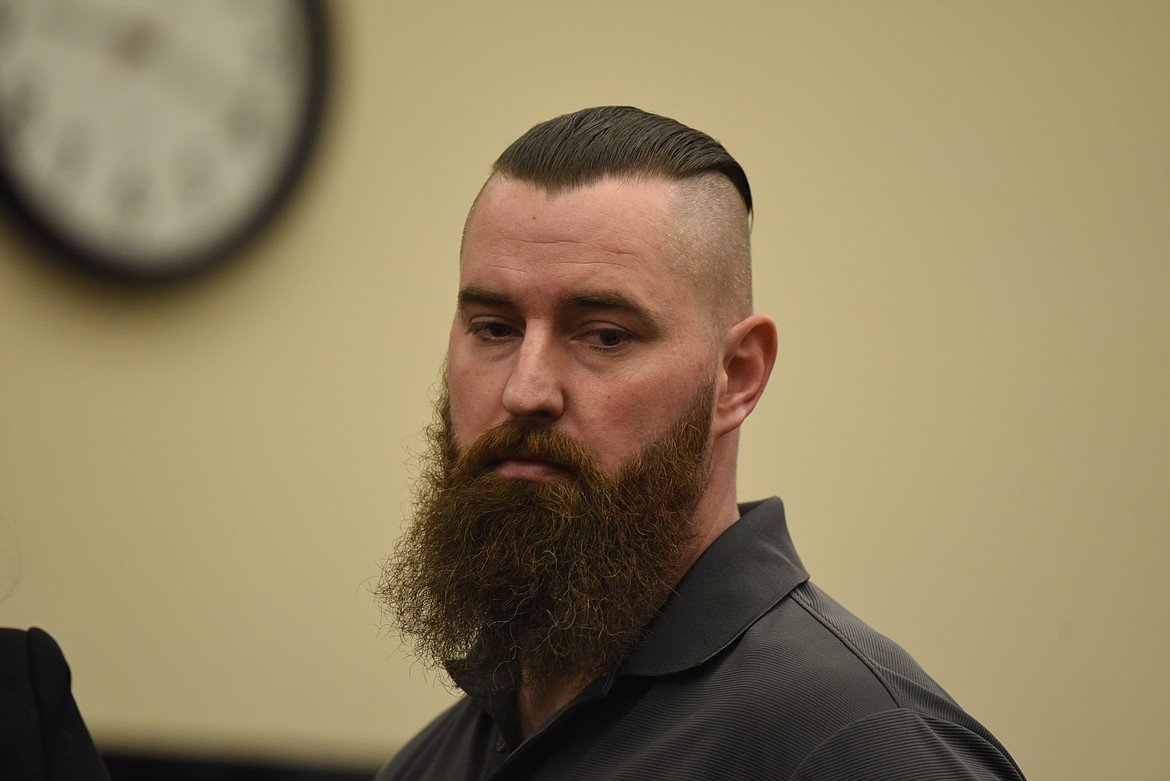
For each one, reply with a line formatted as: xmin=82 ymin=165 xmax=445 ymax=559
xmin=25 ymin=628 xmax=113 ymax=781
xmin=790 ymin=709 xmax=1026 ymax=781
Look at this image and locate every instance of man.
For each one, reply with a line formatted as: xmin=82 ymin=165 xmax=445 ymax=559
xmin=377 ymin=106 xmax=1025 ymax=780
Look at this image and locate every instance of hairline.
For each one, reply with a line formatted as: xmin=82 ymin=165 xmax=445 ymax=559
xmin=460 ymin=172 xmax=751 ymax=339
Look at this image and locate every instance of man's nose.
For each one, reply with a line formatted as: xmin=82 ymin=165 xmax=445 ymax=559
xmin=501 ymin=333 xmax=565 ymax=422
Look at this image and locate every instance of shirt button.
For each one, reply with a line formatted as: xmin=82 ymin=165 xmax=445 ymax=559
xmin=495 ymin=736 xmax=507 ymax=753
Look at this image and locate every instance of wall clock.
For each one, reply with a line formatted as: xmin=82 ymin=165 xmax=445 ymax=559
xmin=0 ymin=0 xmax=329 ymax=280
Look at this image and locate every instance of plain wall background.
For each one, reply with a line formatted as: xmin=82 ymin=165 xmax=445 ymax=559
xmin=2 ymin=1 xmax=1167 ymax=778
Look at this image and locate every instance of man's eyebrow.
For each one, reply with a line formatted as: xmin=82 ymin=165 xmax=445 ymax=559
xmin=560 ymin=292 xmax=650 ymax=318
xmin=457 ymin=287 xmax=660 ymax=331
xmin=459 ymin=288 xmax=649 ymax=315
xmin=457 ymin=286 xmax=513 ymax=309
xmin=561 ymin=292 xmax=662 ymax=334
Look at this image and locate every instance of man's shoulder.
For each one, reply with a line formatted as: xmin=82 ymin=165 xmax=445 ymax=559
xmin=374 ymin=696 xmax=484 ymax=781
xmin=713 ymin=581 xmax=1025 ymax=778
xmin=621 ymin=581 xmax=918 ymax=768
xmin=373 ymin=586 xmax=1026 ymax=780
xmin=724 ymin=580 xmax=980 ymax=724
xmin=788 ymin=707 xmax=1027 ymax=781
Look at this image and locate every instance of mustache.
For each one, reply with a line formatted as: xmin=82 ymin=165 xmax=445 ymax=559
xmin=452 ymin=420 xmax=600 ymax=480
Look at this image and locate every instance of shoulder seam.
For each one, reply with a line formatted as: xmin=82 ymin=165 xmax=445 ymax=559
xmin=788 ymin=708 xmax=1025 ymax=781
xmin=788 ymin=584 xmax=903 ymax=707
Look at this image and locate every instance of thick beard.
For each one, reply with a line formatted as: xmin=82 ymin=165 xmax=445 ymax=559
xmin=379 ymin=379 xmax=715 ymax=695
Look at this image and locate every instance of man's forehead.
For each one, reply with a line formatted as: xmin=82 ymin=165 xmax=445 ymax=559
xmin=456 ymin=259 xmax=674 ymax=319
xmin=456 ymin=175 xmax=718 ymax=326
xmin=465 ymin=174 xmax=679 ymax=249
xmin=461 ymin=185 xmax=675 ymax=283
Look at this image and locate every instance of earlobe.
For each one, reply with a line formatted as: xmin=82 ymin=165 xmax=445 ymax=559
xmin=713 ymin=313 xmax=778 ymax=438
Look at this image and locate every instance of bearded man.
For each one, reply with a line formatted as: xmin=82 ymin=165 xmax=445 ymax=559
xmin=376 ymin=106 xmax=1025 ymax=780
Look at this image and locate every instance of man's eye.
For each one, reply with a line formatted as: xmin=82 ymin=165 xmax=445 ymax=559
xmin=468 ymin=322 xmax=516 ymax=341
xmin=585 ymin=328 xmax=632 ymax=350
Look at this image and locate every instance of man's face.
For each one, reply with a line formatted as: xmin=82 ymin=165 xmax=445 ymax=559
xmin=448 ymin=175 xmax=722 ymax=480
xmin=376 ymin=175 xmax=729 ymax=690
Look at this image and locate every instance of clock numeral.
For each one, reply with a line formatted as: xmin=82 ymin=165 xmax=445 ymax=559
xmin=110 ymin=19 xmax=160 ymax=71
xmin=250 ymin=29 xmax=298 ymax=76
xmin=224 ymin=98 xmax=265 ymax=147
xmin=53 ymin=122 xmax=93 ymax=183
xmin=1 ymin=76 xmax=40 ymax=142
xmin=176 ymin=142 xmax=216 ymax=205
xmin=111 ymin=168 xmax=151 ymax=224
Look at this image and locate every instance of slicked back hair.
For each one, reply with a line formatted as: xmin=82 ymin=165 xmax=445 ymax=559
xmin=475 ymin=107 xmax=756 ymax=330
xmin=492 ymin=106 xmax=752 ymax=216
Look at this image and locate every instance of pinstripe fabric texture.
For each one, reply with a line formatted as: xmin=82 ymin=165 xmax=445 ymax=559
xmin=377 ymin=498 xmax=1026 ymax=780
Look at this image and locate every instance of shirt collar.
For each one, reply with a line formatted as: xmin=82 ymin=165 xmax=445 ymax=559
xmin=619 ymin=496 xmax=809 ymax=677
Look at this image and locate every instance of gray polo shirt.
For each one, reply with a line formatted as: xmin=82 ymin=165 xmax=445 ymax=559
xmin=377 ymin=497 xmax=1026 ymax=780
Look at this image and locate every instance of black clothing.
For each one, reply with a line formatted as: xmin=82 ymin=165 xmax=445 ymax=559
xmin=0 ymin=628 xmax=112 ymax=781
xmin=378 ymin=497 xmax=1025 ymax=780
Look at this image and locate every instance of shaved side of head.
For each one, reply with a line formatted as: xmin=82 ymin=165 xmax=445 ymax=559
xmin=666 ymin=173 xmax=753 ymax=336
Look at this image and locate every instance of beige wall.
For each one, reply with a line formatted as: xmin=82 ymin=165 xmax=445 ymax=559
xmin=1 ymin=1 xmax=1167 ymax=777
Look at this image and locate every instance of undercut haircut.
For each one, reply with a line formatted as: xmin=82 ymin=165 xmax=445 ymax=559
xmin=492 ymin=106 xmax=752 ymax=217
xmin=480 ymin=106 xmax=755 ymax=327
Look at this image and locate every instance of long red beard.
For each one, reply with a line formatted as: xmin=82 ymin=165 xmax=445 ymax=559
xmin=379 ymin=379 xmax=715 ymax=693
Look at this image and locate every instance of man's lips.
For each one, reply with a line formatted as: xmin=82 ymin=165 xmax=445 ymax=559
xmin=491 ymin=453 xmax=574 ymax=482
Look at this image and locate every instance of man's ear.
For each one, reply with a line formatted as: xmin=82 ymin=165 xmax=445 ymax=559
xmin=713 ymin=313 xmax=778 ymax=439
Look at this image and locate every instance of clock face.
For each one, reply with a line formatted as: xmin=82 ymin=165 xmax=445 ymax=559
xmin=0 ymin=0 xmax=328 ymax=278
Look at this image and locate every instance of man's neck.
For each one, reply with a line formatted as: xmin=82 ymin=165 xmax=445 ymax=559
xmin=516 ymin=673 xmax=592 ymax=739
